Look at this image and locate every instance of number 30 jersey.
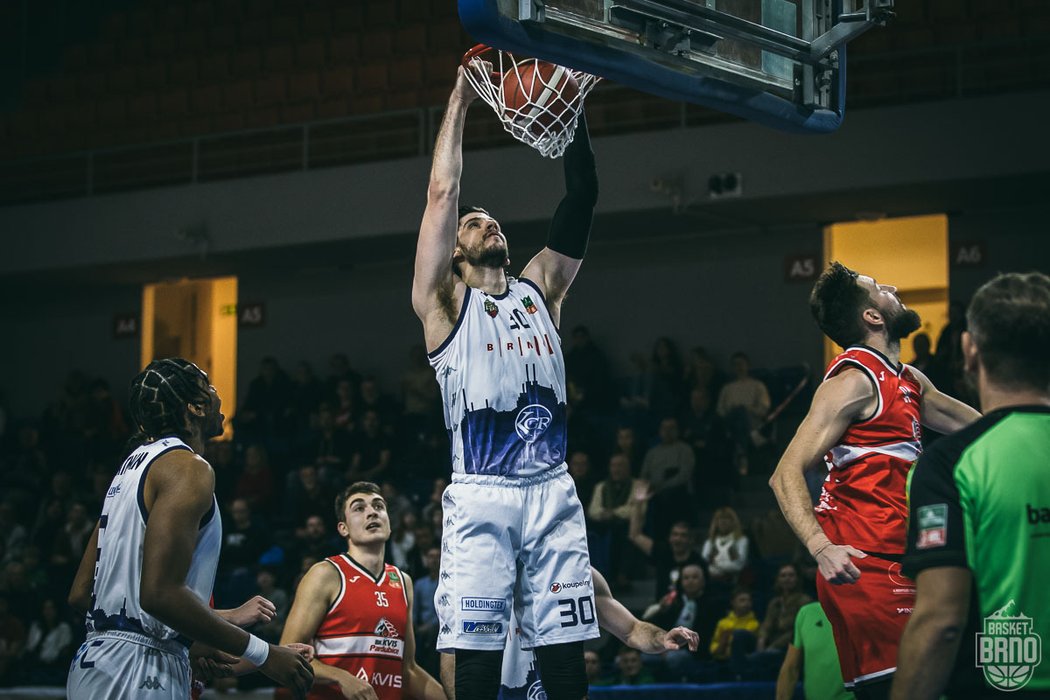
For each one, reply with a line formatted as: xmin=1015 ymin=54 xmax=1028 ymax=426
xmin=428 ymin=277 xmax=568 ymax=478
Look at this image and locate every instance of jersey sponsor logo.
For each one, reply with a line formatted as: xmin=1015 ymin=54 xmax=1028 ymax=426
xmin=484 ymin=300 xmax=499 ymax=318
xmin=139 ymin=676 xmax=166 ymax=690
xmin=527 ymin=678 xmax=547 ymax=700
xmin=549 ymin=580 xmax=589 ymax=594
xmin=355 ymin=667 xmax=403 ymax=689
xmin=461 ymin=597 xmax=506 ymax=612
xmin=1027 ymin=503 xmax=1050 ymax=525
xmin=515 ymin=404 xmax=552 ymax=443
xmin=976 ymin=601 xmax=1043 ymax=691
xmin=887 ymin=562 xmax=917 ymax=595
xmin=484 ymin=334 xmax=556 ymax=356
xmin=521 ymin=296 xmax=538 ymax=314
xmin=106 ymin=483 xmax=121 ymax=498
xmin=896 ymin=607 xmax=913 ymax=614
xmin=916 ymin=503 xmax=948 ymax=549
xmin=463 ymin=620 xmax=504 ymax=634
xmin=375 ymin=617 xmax=400 ymax=638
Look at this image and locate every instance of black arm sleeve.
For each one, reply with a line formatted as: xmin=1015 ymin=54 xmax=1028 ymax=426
xmin=546 ymin=112 xmax=598 ymax=260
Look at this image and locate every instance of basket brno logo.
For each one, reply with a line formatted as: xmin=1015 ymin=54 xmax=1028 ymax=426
xmin=976 ymin=600 xmax=1042 ymax=691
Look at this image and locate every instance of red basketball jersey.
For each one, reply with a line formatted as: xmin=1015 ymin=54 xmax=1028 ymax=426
xmin=814 ymin=346 xmax=923 ymax=555
xmin=310 ymin=555 xmax=409 ymax=700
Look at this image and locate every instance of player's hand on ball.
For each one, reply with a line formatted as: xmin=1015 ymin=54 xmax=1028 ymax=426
xmin=260 ymin=643 xmax=314 ymax=700
xmin=455 ymin=61 xmax=490 ymax=103
xmin=340 ymin=671 xmax=380 ymax=700
xmin=664 ymin=626 xmax=699 ymax=652
xmin=815 ymin=543 xmax=866 ymax=584
xmin=228 ymin=595 xmax=277 ymax=627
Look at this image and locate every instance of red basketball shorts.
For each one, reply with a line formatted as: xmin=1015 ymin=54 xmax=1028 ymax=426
xmin=817 ymin=554 xmax=916 ymax=688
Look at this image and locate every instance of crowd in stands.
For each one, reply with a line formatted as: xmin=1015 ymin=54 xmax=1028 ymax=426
xmin=0 ymin=319 xmax=972 ymax=689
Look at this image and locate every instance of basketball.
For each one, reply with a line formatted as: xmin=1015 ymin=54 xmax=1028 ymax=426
xmin=500 ymin=59 xmax=581 ymax=135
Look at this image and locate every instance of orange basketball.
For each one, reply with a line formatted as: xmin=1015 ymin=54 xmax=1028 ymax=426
xmin=500 ymin=60 xmax=580 ymax=134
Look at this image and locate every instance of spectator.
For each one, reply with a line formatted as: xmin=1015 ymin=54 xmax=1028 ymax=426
xmin=909 ymin=332 xmax=934 ymax=373
xmin=640 ymin=417 xmax=694 ymax=538
xmin=332 ymin=379 xmax=357 ymax=431
xmin=283 ymin=463 xmax=331 ymax=530
xmin=710 ymin=589 xmax=760 ymax=663
xmin=388 ymin=510 xmax=418 ymax=573
xmin=680 ymin=387 xmax=732 ymax=503
xmin=716 ymin=352 xmax=771 ymax=475
xmin=643 ymin=564 xmax=723 ymax=681
xmin=420 ymin=477 xmax=447 ymax=526
xmin=565 ymin=326 xmax=615 ymax=415
xmin=0 ymin=502 xmax=26 ymax=567
xmin=0 ymin=595 xmax=26 ymax=686
xmin=412 ymin=546 xmax=441 ymax=677
xmin=650 ymin=337 xmax=686 ymax=417
xmin=381 ymin=481 xmax=415 ymax=534
xmin=293 ymin=514 xmax=341 ymax=563
xmin=237 ymin=356 xmax=293 ymax=442
xmin=619 ymin=353 xmax=653 ymax=431
xmin=588 ymin=453 xmax=643 ymax=586
xmin=217 ymin=498 xmax=269 ymax=607
xmin=612 ymin=425 xmax=644 ymax=473
xmin=597 ymin=647 xmax=656 ymax=686
xmin=629 ymin=491 xmax=704 ymax=600
xmin=684 ymin=346 xmax=725 ymax=397
xmin=405 ymin=524 xmax=437 ymax=578
xmin=358 ymin=376 xmax=398 ymax=430
xmin=325 ymin=353 xmax=361 ymax=407
xmin=584 ymin=650 xmax=603 ymax=685
xmin=252 ymin=568 xmax=289 ymax=643
xmin=48 ymin=501 xmax=93 ymax=578
xmin=234 ymin=444 xmax=276 ymax=513
xmin=401 ymin=345 xmax=441 ymax=435
xmin=568 ymin=450 xmax=597 ymax=518
xmin=23 ymin=598 xmax=73 ymax=685
xmin=289 ymin=361 xmax=325 ymax=431
xmin=305 ymin=405 xmax=353 ymax=477
xmin=701 ymin=507 xmax=750 ymax=604
xmin=347 ymin=409 xmax=392 ymax=483
xmin=749 ymin=564 xmax=812 ymax=680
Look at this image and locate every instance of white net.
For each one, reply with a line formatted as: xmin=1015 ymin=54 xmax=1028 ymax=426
xmin=463 ymin=46 xmax=600 ymax=159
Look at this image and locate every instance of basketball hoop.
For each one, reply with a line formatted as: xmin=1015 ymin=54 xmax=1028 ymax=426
xmin=462 ymin=44 xmax=600 ymax=159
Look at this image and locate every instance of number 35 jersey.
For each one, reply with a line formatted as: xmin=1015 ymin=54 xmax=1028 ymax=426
xmin=428 ymin=277 xmax=568 ymax=478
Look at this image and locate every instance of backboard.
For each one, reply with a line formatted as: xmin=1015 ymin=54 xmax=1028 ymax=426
xmin=458 ymin=0 xmax=895 ymax=133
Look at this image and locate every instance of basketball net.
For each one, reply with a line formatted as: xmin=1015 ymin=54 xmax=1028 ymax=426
xmin=462 ymin=45 xmax=600 ymax=159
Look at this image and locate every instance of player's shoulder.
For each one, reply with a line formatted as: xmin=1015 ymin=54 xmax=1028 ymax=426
xmin=303 ymin=558 xmax=344 ymax=591
xmin=150 ymin=445 xmax=214 ymax=485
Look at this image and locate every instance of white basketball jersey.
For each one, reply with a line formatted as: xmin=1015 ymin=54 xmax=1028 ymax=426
xmin=428 ymin=277 xmax=567 ymax=478
xmin=87 ymin=437 xmax=222 ymax=645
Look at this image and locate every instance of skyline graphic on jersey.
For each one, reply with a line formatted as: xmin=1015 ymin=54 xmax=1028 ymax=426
xmin=453 ymin=374 xmax=566 ymax=476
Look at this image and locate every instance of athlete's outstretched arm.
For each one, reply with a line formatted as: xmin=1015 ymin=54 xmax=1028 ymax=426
xmin=281 ymin=562 xmax=377 ymax=700
xmin=521 ymin=113 xmax=598 ymax=323
xmin=768 ymin=370 xmax=874 ymax=584
xmin=908 ymin=365 xmax=981 ymax=433
xmin=774 ymin=644 xmax=803 ymax=700
xmin=890 ymin=567 xmax=970 ymax=700
xmin=593 ymin=569 xmax=698 ymax=654
xmin=140 ymin=450 xmax=313 ymax=698
xmin=412 ymin=68 xmax=478 ymax=346
xmin=402 ymin=574 xmax=448 ymax=700
xmin=68 ymin=521 xmax=100 ymax=613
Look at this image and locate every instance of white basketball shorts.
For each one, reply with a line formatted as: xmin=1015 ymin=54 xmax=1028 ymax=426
xmin=67 ymin=631 xmax=190 ymax=700
xmin=436 ymin=464 xmax=599 ymax=652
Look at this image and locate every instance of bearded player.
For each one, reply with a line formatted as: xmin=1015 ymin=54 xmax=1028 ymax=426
xmin=281 ymin=482 xmax=444 ymax=700
xmin=412 ymin=63 xmax=599 ymax=700
xmin=769 ymin=263 xmax=980 ymax=700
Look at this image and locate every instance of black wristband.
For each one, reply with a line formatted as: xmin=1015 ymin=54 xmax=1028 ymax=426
xmin=546 ymin=113 xmax=597 ymax=259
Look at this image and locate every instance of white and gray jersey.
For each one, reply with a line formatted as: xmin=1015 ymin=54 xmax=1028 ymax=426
xmin=428 ymin=277 xmax=568 ymax=478
xmin=87 ymin=436 xmax=221 ymax=646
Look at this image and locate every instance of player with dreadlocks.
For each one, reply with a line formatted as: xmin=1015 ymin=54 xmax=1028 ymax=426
xmin=67 ymin=358 xmax=314 ymax=700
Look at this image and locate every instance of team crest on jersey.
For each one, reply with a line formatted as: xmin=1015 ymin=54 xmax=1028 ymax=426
xmin=515 ymin=404 xmax=552 ymax=443
xmin=521 ymin=296 xmax=538 ymax=314
xmin=375 ymin=617 xmax=400 ymax=638
xmin=484 ymin=300 xmax=499 ymax=318
xmin=387 ymin=570 xmax=402 ymax=589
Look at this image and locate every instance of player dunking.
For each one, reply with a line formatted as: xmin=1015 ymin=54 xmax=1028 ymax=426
xmin=412 ymin=65 xmax=599 ymax=700
xmin=769 ymin=264 xmax=980 ymax=700
xmin=280 ymin=481 xmax=444 ymax=700
xmin=66 ymin=359 xmax=313 ymax=700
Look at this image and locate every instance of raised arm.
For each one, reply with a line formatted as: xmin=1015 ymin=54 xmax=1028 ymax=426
xmin=402 ymin=574 xmax=447 ymax=700
xmin=768 ymin=370 xmax=874 ymax=584
xmin=281 ymin=561 xmax=376 ymax=700
xmin=628 ymin=482 xmax=654 ymax=557
xmin=909 ymin=365 xmax=981 ymax=434
xmin=413 ymin=69 xmax=478 ymax=349
xmin=140 ymin=451 xmax=313 ymax=697
xmin=521 ymin=112 xmax=598 ymax=324
xmin=593 ymin=569 xmax=698 ymax=654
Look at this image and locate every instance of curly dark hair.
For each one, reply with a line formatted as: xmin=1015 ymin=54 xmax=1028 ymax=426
xmin=126 ymin=358 xmax=210 ymax=451
xmin=809 ymin=262 xmax=871 ymax=348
